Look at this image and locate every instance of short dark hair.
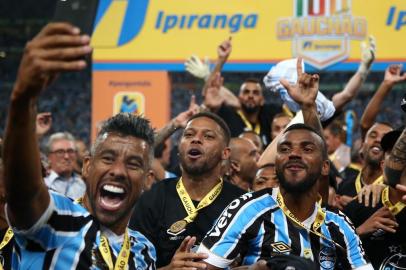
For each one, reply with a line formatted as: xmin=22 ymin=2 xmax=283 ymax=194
xmin=92 ymin=113 xmax=154 ymax=155
xmin=243 ymin=77 xmax=261 ymax=84
xmin=283 ymin=123 xmax=327 ymax=159
xmin=186 ymin=112 xmax=231 ymax=145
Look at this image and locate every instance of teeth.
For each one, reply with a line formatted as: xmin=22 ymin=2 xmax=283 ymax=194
xmin=103 ymin=185 xmax=124 ymax=194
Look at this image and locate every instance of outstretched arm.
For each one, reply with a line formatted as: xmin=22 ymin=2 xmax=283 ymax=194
xmin=360 ymin=64 xmax=406 ymax=140
xmin=332 ymin=36 xmax=376 ymax=111
xmin=3 ymin=23 xmax=91 ymax=229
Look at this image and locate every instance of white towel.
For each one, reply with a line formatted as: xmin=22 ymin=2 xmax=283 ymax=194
xmin=263 ymin=58 xmax=335 ymax=121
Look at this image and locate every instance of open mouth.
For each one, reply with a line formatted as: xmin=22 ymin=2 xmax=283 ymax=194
xmin=99 ymin=184 xmax=127 ymax=211
xmin=188 ymin=148 xmax=203 ymax=159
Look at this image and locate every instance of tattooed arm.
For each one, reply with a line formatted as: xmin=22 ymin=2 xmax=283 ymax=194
xmin=385 ymin=128 xmax=406 ymax=186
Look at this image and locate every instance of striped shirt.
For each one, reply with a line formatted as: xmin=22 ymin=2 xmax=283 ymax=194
xmin=10 ymin=191 xmax=156 ymax=269
xmin=198 ymin=189 xmax=372 ymax=270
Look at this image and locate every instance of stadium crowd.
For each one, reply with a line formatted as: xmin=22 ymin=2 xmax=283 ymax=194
xmin=0 ymin=18 xmax=406 ymax=270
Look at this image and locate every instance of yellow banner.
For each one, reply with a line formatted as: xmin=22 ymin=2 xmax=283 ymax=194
xmin=91 ymin=0 xmax=406 ymax=70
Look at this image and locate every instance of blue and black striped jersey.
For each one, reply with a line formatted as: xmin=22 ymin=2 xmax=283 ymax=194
xmin=10 ymin=191 xmax=156 ymax=270
xmin=198 ymin=188 xmax=372 ymax=270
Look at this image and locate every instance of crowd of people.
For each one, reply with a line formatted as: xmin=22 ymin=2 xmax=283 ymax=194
xmin=1 ymin=22 xmax=406 ymax=270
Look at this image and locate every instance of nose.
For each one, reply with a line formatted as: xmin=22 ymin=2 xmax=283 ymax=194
xmin=109 ymin=160 xmax=126 ymax=181
xmin=288 ymin=147 xmax=302 ymax=160
xmin=191 ymin=134 xmax=203 ymax=145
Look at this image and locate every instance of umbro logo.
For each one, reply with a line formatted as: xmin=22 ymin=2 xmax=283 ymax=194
xmin=271 ymin=241 xmax=292 ymax=253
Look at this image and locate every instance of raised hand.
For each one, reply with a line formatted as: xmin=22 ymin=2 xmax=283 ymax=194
xmin=217 ymin=38 xmax=232 ymax=61
xmin=36 ymin=112 xmax=52 ymax=138
xmin=280 ymin=58 xmax=319 ymax=108
xmin=384 ymin=64 xmax=406 ymax=87
xmin=13 ymin=23 xmax=91 ymax=100
xmin=204 ymin=72 xmax=225 ymax=110
xmin=185 ymin=55 xmax=211 ymax=80
xmin=173 ymin=95 xmax=200 ymax=129
xmin=166 ymin=236 xmax=208 ymax=270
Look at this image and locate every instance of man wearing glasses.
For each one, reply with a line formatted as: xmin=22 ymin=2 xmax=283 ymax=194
xmin=44 ymin=132 xmax=86 ymax=199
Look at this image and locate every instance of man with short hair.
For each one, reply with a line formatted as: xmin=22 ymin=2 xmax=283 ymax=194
xmin=130 ymin=112 xmax=245 ymax=269
xmin=271 ymin=112 xmax=292 ymax=140
xmin=3 ymin=23 xmax=156 ymax=269
xmin=337 ymin=122 xmax=392 ymax=207
xmin=197 ymin=59 xmax=373 ymax=270
xmin=228 ymin=137 xmax=259 ymax=191
xmin=44 ymin=132 xmax=86 ymax=199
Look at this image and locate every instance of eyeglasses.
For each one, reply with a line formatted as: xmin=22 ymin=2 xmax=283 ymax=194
xmin=49 ymin=149 xmax=76 ymax=156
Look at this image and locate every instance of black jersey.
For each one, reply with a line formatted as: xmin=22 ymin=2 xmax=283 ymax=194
xmin=129 ymin=178 xmax=245 ymax=267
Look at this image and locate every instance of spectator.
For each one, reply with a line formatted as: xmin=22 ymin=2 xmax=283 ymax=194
xmin=44 ymin=132 xmax=86 ymax=199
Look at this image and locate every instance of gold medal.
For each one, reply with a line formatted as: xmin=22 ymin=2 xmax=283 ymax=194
xmin=169 ymin=220 xmax=187 ymax=234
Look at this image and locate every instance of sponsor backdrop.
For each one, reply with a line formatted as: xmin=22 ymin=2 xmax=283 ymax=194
xmin=92 ymin=71 xmax=170 ymax=140
xmin=92 ymin=0 xmax=406 ymax=71
xmin=91 ymin=0 xmax=406 ymax=137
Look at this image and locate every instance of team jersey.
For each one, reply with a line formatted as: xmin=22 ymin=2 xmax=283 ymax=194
xmin=10 ymin=191 xmax=156 ymax=270
xmin=343 ymin=192 xmax=406 ymax=269
xmin=129 ymin=177 xmax=244 ymax=267
xmin=198 ymin=188 xmax=372 ymax=270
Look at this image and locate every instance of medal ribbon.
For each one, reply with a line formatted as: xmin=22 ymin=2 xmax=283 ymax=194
xmin=76 ymin=197 xmax=131 ymax=269
xmin=236 ymin=110 xmax=260 ymax=134
xmin=0 ymin=228 xmax=13 ymax=270
xmin=355 ymin=171 xmax=383 ymax=194
xmin=176 ymin=177 xmax=223 ymax=223
xmin=99 ymin=230 xmax=131 ymax=270
xmin=382 ymin=186 xmax=406 ymax=215
xmin=276 ymin=192 xmax=345 ymax=251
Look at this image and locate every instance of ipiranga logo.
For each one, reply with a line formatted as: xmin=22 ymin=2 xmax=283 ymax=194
xmin=92 ymin=0 xmax=258 ymax=48
xmin=92 ymin=0 xmax=149 ymax=48
xmin=277 ymin=0 xmax=367 ymax=69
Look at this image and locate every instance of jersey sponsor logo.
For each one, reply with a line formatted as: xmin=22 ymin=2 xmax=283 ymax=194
xmin=270 ymin=241 xmax=292 ymax=253
xmin=208 ymin=193 xmax=253 ymax=237
xmin=319 ymin=246 xmax=336 ymax=269
xmin=276 ymin=0 xmax=367 ymax=69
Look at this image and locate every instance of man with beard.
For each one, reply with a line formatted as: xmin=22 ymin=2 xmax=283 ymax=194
xmin=337 ymin=122 xmax=392 ymax=208
xmin=197 ymin=59 xmax=372 ymax=269
xmin=203 ymin=39 xmax=282 ymax=146
xmin=129 ymin=112 xmax=245 ymax=269
xmin=3 ymin=23 xmax=156 ymax=269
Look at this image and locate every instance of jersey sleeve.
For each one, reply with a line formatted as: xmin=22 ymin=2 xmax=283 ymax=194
xmin=198 ymin=191 xmax=276 ymax=268
xmin=10 ymin=191 xmax=91 ymax=250
xmin=331 ymin=211 xmax=372 ymax=269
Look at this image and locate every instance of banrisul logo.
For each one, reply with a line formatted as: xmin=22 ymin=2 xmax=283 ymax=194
xmin=92 ymin=0 xmax=149 ymax=47
xmin=277 ymin=0 xmax=367 ymax=69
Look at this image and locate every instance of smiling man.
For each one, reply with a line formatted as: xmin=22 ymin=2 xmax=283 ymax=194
xmin=337 ymin=122 xmax=392 ymax=208
xmin=3 ymin=23 xmax=156 ymax=269
xmin=130 ymin=112 xmax=244 ymax=269
xmin=44 ymin=132 xmax=86 ymax=199
xmin=197 ymin=58 xmax=372 ymax=270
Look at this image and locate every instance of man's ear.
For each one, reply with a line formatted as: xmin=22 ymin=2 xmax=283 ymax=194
xmin=222 ymin=147 xmax=231 ymax=160
xmin=82 ymin=156 xmax=91 ymax=180
xmin=230 ymin=160 xmax=241 ymax=173
xmin=321 ymin=159 xmax=330 ymax=177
